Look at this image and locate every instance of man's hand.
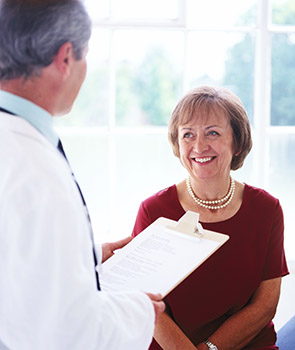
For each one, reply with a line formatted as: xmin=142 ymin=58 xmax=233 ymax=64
xmin=146 ymin=293 xmax=166 ymax=323
xmin=101 ymin=236 xmax=132 ymax=263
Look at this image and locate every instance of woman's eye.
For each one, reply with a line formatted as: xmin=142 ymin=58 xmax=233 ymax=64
xmin=183 ymin=132 xmax=193 ymax=138
xmin=207 ymin=130 xmax=219 ymax=136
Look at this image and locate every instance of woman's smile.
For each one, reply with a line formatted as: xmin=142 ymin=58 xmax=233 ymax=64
xmin=192 ymin=156 xmax=216 ymax=164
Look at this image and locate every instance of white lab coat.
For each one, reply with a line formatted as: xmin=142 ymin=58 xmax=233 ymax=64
xmin=0 ymin=113 xmax=155 ymax=350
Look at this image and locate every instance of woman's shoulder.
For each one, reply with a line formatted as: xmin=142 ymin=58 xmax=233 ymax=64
xmin=133 ymin=184 xmax=184 ymax=236
xmin=139 ymin=184 xmax=185 ymax=223
xmin=141 ymin=184 xmax=178 ymax=206
xmin=243 ymin=183 xmax=280 ymax=209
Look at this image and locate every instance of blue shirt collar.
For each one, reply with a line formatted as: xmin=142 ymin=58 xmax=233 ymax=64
xmin=0 ymin=90 xmax=59 ymax=147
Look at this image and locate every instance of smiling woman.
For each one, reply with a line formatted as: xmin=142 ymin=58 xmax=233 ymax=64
xmin=132 ymin=86 xmax=289 ymax=350
xmin=168 ymin=87 xmax=251 ymax=225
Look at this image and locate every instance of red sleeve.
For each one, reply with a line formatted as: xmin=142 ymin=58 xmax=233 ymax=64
xmin=262 ymin=200 xmax=289 ymax=280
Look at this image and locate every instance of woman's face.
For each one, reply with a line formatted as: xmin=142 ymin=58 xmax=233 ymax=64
xmin=178 ymin=108 xmax=234 ymax=182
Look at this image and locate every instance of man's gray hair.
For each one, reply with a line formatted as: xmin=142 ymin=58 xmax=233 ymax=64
xmin=0 ymin=0 xmax=92 ymax=80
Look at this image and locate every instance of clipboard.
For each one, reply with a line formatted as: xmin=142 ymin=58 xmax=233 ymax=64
xmin=99 ymin=211 xmax=229 ymax=297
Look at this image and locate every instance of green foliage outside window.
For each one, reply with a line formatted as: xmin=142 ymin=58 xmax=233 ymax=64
xmin=223 ymin=34 xmax=255 ymax=123
xmin=224 ymin=0 xmax=295 ymax=126
xmin=116 ymin=46 xmax=180 ymax=126
xmin=271 ymin=0 xmax=295 ymax=125
xmin=272 ymin=0 xmax=295 ymax=25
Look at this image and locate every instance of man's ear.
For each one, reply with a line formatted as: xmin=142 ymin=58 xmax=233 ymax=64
xmin=53 ymin=42 xmax=74 ymax=79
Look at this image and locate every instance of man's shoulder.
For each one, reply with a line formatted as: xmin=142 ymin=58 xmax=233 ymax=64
xmin=0 ymin=119 xmax=69 ymax=191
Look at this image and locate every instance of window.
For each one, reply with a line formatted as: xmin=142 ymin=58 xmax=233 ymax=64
xmin=54 ymin=0 xmax=295 ymax=262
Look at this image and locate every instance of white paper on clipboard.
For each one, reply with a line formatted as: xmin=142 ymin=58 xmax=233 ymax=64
xmin=99 ymin=211 xmax=229 ymax=297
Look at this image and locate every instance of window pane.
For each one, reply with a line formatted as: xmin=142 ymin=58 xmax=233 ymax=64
xmin=114 ymin=30 xmax=184 ymax=126
xmin=114 ymin=132 xmax=186 ymax=238
xmin=268 ymin=132 xmax=295 ymax=260
xmin=271 ymin=33 xmax=295 ymax=126
xmin=57 ymin=131 xmax=110 ymax=241
xmin=187 ymin=0 xmax=257 ymax=27
xmin=187 ymin=32 xmax=255 ymax=122
xmin=234 ymin=145 xmax=254 ymax=184
xmin=85 ymin=0 xmax=109 ymax=21
xmin=55 ymin=29 xmax=110 ymax=128
xmin=111 ymin=0 xmax=178 ymax=20
xmin=272 ymin=0 xmax=295 ymax=25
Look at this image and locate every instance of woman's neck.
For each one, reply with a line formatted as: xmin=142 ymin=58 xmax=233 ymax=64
xmin=189 ymin=176 xmax=231 ymax=201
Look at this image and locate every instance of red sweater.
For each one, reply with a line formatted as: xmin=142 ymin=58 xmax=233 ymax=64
xmin=132 ymin=184 xmax=289 ymax=350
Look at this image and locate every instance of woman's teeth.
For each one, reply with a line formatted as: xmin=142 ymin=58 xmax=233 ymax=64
xmin=194 ymin=157 xmax=213 ymax=163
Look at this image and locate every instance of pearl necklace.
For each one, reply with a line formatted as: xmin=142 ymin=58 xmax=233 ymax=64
xmin=186 ymin=176 xmax=235 ymax=210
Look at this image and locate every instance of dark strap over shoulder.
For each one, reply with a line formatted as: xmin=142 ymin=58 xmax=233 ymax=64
xmin=0 ymin=107 xmax=15 ymax=115
xmin=58 ymin=139 xmax=101 ymax=290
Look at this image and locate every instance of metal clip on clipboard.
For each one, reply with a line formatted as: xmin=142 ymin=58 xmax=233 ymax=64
xmin=167 ymin=211 xmax=204 ymax=238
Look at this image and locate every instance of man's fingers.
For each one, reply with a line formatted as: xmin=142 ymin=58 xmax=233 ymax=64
xmin=145 ymin=293 xmax=165 ymax=323
xmin=146 ymin=292 xmax=163 ymax=302
xmin=111 ymin=236 xmax=132 ymax=251
xmin=153 ymin=300 xmax=166 ymax=313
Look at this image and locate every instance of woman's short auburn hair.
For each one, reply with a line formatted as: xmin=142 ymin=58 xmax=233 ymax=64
xmin=168 ymin=86 xmax=252 ymax=170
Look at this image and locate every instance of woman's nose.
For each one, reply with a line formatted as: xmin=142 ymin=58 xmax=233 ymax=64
xmin=193 ymin=136 xmax=209 ymax=153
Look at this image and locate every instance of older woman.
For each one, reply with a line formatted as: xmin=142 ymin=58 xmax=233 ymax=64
xmin=132 ymin=86 xmax=289 ymax=350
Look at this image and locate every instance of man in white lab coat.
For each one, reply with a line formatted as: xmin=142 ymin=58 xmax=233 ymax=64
xmin=0 ymin=1 xmax=165 ymax=349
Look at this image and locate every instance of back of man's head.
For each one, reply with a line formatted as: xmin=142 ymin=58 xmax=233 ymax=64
xmin=0 ymin=0 xmax=92 ymax=81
